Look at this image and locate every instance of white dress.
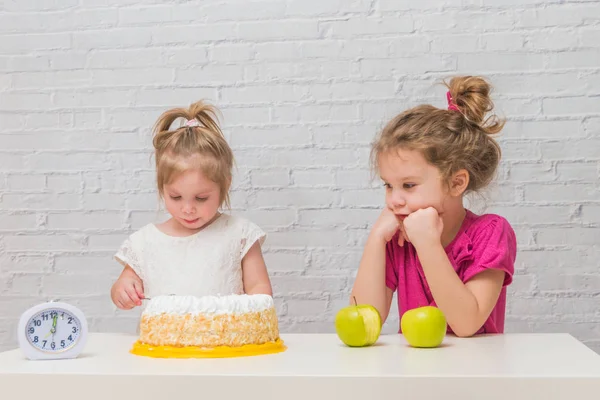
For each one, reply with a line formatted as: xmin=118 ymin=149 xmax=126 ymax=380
xmin=114 ymin=214 xmax=266 ymax=298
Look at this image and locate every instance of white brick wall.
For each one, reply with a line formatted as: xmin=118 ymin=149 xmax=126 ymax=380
xmin=1 ymin=0 xmax=599 ymax=352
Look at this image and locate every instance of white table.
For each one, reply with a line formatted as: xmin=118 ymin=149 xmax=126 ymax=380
xmin=1 ymin=332 xmax=600 ymax=399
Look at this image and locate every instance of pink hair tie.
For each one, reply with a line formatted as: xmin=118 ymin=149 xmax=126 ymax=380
xmin=185 ymin=119 xmax=201 ymax=127
xmin=446 ymin=91 xmax=460 ymax=112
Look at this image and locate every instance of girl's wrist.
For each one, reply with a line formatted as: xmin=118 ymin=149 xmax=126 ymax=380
xmin=412 ymin=236 xmax=443 ymax=253
xmin=369 ymin=229 xmax=390 ymax=246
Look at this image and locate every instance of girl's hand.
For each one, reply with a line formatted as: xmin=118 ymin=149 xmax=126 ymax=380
xmin=372 ymin=207 xmax=410 ymax=247
xmin=111 ymin=267 xmax=145 ymax=310
xmin=403 ymin=207 xmax=444 ymax=250
xmin=242 ymin=241 xmax=273 ymax=296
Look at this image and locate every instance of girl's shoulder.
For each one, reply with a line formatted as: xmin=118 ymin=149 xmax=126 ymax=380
xmin=213 ymin=213 xmax=258 ymax=232
xmin=459 ymin=210 xmax=517 ymax=255
xmin=204 ymin=214 xmax=267 ymax=257
xmin=463 ymin=210 xmax=515 ymax=238
xmin=125 ymin=223 xmax=159 ymax=243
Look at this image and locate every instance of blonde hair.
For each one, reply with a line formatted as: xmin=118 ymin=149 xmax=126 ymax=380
xmin=152 ymin=101 xmax=234 ymax=208
xmin=371 ymin=76 xmax=505 ymax=194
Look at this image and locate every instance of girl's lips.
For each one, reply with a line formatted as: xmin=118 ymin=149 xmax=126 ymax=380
xmin=183 ymin=218 xmax=199 ymax=224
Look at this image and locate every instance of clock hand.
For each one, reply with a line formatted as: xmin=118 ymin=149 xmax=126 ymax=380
xmin=49 ymin=314 xmax=58 ymax=345
xmin=44 ymin=314 xmax=59 ymax=339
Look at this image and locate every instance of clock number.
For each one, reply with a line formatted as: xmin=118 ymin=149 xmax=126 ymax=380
xmin=68 ymin=317 xmax=73 ymax=324
xmin=33 ymin=336 xmax=39 ymax=343
xmin=42 ymin=314 xmax=49 ymax=321
xmin=61 ymin=340 xmax=66 ymax=347
xmin=33 ymin=320 xmax=41 ymax=327
xmin=42 ymin=340 xmax=47 ymax=348
xmin=28 ymin=327 xmax=34 ymax=334
xmin=51 ymin=342 xmax=56 ymax=350
xmin=72 ymin=327 xmax=77 ymax=334
xmin=68 ymin=335 xmax=73 ymax=341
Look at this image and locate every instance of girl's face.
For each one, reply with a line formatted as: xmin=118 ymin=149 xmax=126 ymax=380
xmin=378 ymin=148 xmax=455 ymax=220
xmin=163 ymin=169 xmax=222 ymax=233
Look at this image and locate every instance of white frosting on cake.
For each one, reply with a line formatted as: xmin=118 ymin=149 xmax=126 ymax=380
xmin=143 ymin=294 xmax=274 ymax=316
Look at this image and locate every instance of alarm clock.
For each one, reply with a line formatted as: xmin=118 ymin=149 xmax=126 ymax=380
xmin=17 ymin=301 xmax=88 ymax=360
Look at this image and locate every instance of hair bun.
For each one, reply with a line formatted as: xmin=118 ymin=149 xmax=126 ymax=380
xmin=446 ymin=76 xmax=504 ymax=135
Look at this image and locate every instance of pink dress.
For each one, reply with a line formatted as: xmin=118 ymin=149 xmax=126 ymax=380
xmin=385 ymin=210 xmax=517 ymax=334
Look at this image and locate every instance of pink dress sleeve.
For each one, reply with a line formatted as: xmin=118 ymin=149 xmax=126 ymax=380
xmin=462 ymin=216 xmax=517 ymax=286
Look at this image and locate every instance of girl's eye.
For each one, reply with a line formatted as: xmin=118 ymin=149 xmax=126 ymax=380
xmin=170 ymin=196 xmax=181 ymax=200
xmin=403 ymin=183 xmax=416 ymax=189
xmin=196 ymin=197 xmax=208 ymax=202
xmin=383 ymin=183 xmax=392 ymax=189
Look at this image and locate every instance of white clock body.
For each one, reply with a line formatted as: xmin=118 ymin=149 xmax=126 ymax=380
xmin=18 ymin=302 xmax=88 ymax=360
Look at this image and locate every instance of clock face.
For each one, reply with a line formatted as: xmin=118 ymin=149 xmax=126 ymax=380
xmin=26 ymin=308 xmax=82 ymax=353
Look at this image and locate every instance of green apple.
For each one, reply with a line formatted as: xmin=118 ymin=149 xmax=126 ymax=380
xmin=335 ymin=300 xmax=382 ymax=347
xmin=401 ymin=306 xmax=447 ymax=348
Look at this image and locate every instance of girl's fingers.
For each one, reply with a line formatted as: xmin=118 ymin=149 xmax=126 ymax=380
xmin=120 ymin=292 xmax=134 ymax=309
xmin=124 ymin=285 xmax=141 ymax=306
xmin=133 ymin=280 xmax=145 ymax=301
xmin=397 ymin=224 xmax=405 ymax=247
xmin=117 ymin=299 xmax=129 ymax=310
xmin=396 ymin=218 xmax=409 ymax=247
xmin=400 ymin=220 xmax=410 ymax=244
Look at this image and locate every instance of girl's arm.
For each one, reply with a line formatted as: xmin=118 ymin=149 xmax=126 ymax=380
xmin=242 ymin=241 xmax=273 ymax=296
xmin=417 ymin=246 xmax=504 ymax=337
xmin=404 ymin=207 xmax=505 ymax=337
xmin=351 ymin=232 xmax=395 ymax=323
xmin=351 ymin=208 xmax=404 ymax=323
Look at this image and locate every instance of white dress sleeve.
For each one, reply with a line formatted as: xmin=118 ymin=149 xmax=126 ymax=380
xmin=114 ymin=234 xmax=144 ymax=279
xmin=240 ymin=219 xmax=266 ymax=259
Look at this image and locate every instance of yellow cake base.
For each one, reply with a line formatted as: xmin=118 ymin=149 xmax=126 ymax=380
xmin=130 ymin=339 xmax=286 ymax=359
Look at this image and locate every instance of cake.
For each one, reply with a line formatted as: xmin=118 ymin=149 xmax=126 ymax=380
xmin=130 ymin=294 xmax=286 ymax=358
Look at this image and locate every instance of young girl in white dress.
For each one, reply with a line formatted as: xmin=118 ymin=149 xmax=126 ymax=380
xmin=110 ymin=101 xmax=272 ymax=310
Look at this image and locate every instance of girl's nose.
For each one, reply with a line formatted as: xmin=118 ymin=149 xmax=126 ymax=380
xmin=182 ymin=202 xmax=195 ymax=214
xmin=389 ymin=190 xmax=406 ymax=209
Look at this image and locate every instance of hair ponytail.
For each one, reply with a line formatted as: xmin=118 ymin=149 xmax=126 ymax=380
xmin=152 ymin=101 xmax=234 ymax=208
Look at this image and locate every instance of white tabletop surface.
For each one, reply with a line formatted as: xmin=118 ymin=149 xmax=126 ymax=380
xmin=1 ymin=332 xmax=600 ymax=399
